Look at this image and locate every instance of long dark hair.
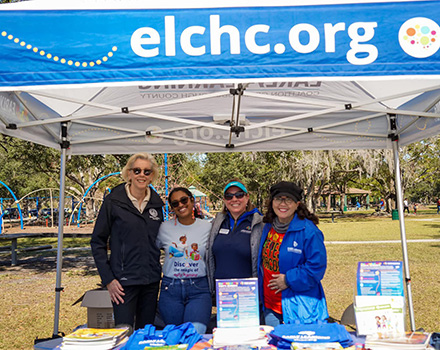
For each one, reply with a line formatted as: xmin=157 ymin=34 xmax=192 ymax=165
xmin=168 ymin=187 xmax=204 ymax=219
xmin=263 ymin=198 xmax=319 ymax=225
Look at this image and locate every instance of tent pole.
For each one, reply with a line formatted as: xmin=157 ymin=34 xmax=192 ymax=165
xmin=53 ymin=123 xmax=69 ymax=337
xmin=165 ymin=153 xmax=169 ymax=220
xmin=391 ymin=138 xmax=416 ymax=331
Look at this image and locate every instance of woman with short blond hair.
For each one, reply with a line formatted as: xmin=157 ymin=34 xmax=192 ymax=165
xmin=91 ymin=152 xmax=164 ymax=330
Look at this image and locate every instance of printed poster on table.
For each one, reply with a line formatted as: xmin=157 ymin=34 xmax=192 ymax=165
xmin=216 ymin=278 xmax=259 ymax=328
xmin=357 ymin=261 xmax=404 ymax=296
xmin=354 ymin=295 xmax=405 ymax=336
xmin=355 ymin=261 xmax=405 ymax=336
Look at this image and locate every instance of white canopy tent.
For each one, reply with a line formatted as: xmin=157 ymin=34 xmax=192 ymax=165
xmin=2 ymin=0 xmax=440 ymax=337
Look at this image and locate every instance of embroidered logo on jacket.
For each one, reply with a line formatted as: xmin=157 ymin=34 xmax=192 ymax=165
xmin=288 ymin=241 xmax=302 ymax=254
xmin=149 ymin=208 xmax=160 ymax=220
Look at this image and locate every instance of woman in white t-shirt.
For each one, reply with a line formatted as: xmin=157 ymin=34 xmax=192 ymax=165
xmin=156 ymin=187 xmax=212 ymax=334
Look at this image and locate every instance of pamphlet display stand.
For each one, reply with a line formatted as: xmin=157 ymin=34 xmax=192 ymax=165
xmin=354 ymin=261 xmax=406 ymax=337
xmin=214 ymin=278 xmax=268 ymax=347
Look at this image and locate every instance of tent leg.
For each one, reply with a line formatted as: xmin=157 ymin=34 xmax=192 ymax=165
xmin=53 ymin=125 xmax=68 ymax=337
xmin=392 ymin=139 xmax=416 ymax=331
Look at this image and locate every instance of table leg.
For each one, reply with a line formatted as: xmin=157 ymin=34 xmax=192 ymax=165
xmin=11 ymin=238 xmax=17 ymax=266
xmin=331 ymin=213 xmax=335 ymax=223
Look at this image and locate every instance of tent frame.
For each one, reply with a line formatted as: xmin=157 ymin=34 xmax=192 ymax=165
xmin=8 ymin=84 xmax=440 ymax=152
xmin=47 ymin=121 xmax=417 ymax=336
xmin=53 ymin=122 xmax=68 ymax=336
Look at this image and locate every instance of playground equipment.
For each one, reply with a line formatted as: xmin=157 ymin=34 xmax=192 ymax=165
xmin=75 ymin=172 xmax=121 ymax=227
xmin=0 ymin=180 xmax=23 ymax=233
xmin=13 ymin=188 xmax=82 ymax=227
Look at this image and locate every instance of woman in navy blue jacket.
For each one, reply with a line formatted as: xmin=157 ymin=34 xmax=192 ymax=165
xmin=91 ymin=153 xmax=164 ymax=330
xmin=206 ymin=179 xmax=263 ymax=296
xmin=258 ymin=181 xmax=328 ymax=326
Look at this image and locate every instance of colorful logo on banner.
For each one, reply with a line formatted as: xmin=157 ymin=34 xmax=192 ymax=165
xmin=399 ymin=17 xmax=440 ymax=58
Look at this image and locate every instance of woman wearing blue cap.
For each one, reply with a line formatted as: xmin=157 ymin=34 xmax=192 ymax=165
xmin=206 ymin=179 xmax=263 ymax=296
xmin=258 ymin=181 xmax=328 ymax=326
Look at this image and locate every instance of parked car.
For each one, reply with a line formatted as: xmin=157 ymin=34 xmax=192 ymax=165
xmin=28 ymin=209 xmax=38 ymax=217
xmin=2 ymin=207 xmax=19 ymax=219
xmin=40 ymin=208 xmax=58 ymax=217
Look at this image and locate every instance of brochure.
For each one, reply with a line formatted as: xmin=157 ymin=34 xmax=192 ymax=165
xmin=365 ymin=331 xmax=432 ymax=350
xmin=290 ymin=342 xmax=343 ymax=350
xmin=354 ymin=295 xmax=405 ymax=336
xmin=61 ymin=327 xmax=129 ymax=350
xmin=216 ymin=278 xmax=259 ymax=328
xmin=357 ymin=261 xmax=404 ymax=296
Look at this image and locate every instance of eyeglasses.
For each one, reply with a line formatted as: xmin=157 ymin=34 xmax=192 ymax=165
xmin=224 ymin=191 xmax=246 ymax=200
xmin=273 ymin=196 xmax=295 ymax=205
xmin=130 ymin=167 xmax=153 ymax=176
xmin=170 ymin=196 xmax=190 ymax=208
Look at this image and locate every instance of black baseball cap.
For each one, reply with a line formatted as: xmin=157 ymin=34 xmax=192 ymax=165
xmin=270 ymin=181 xmax=303 ymax=202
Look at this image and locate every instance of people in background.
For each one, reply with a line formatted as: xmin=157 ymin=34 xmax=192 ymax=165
xmin=258 ymin=181 xmax=328 ymax=326
xmin=206 ymin=179 xmax=263 ymax=296
xmin=413 ymin=202 xmax=418 ymax=214
xmin=403 ymin=198 xmax=410 ymax=214
xmin=156 ymin=187 xmax=212 ymax=334
xmin=91 ymin=153 xmax=163 ymax=329
xmin=437 ymin=198 xmax=440 ymax=214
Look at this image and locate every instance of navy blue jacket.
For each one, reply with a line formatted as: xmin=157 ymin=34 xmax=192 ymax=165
xmin=258 ymin=214 xmax=329 ymax=324
xmin=91 ymin=183 xmax=164 ymax=286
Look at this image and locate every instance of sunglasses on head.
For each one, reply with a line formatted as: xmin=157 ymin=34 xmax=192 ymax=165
xmin=131 ymin=167 xmax=153 ymax=176
xmin=224 ymin=191 xmax=246 ymax=200
xmin=170 ymin=196 xmax=190 ymax=208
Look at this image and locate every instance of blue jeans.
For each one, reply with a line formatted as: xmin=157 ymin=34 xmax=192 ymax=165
xmin=159 ymin=276 xmax=212 ymax=334
xmin=264 ymin=308 xmax=283 ymax=327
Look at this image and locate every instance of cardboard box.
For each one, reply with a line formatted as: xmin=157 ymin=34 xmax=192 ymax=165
xmin=80 ymin=289 xmax=114 ymax=328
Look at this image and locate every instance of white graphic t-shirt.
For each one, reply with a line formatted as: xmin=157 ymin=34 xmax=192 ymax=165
xmin=156 ymin=218 xmax=211 ymax=279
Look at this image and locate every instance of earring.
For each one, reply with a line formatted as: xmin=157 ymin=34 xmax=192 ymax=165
xmin=192 ymin=207 xmax=195 ymax=220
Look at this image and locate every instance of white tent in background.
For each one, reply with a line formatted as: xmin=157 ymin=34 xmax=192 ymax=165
xmin=2 ymin=0 xmax=440 ymax=337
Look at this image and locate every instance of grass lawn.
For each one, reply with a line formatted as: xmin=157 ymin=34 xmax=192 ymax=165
xmin=0 ymin=212 xmax=439 ymax=349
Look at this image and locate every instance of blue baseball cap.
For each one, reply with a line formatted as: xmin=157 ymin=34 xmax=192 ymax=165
xmin=223 ymin=181 xmax=248 ymax=194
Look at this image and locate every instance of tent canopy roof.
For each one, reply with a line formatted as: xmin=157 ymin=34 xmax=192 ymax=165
xmin=1 ymin=0 xmax=440 ymax=154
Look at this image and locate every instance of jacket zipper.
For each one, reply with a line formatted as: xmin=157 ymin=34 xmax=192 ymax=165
xmin=121 ymin=241 xmax=125 ymax=272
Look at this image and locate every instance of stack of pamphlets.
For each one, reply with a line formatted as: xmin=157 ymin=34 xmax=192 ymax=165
xmin=212 ymin=326 xmax=273 ymax=347
xmin=365 ymin=332 xmax=432 ymax=350
xmin=290 ymin=342 xmax=343 ymax=350
xmin=142 ymin=346 xmax=189 ymax=350
xmin=61 ymin=327 xmax=129 ymax=350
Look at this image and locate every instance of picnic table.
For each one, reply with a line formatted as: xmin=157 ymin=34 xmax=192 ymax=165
xmin=0 ymin=233 xmax=47 ymax=266
xmin=318 ymin=210 xmax=344 ymax=223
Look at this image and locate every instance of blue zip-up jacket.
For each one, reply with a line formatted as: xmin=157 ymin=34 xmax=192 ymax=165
xmin=258 ymin=214 xmax=329 ymax=324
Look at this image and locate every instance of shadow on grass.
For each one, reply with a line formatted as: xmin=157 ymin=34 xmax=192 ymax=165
xmin=421 ymin=222 xmax=440 ymax=229
xmin=0 ymin=250 xmax=99 ymax=275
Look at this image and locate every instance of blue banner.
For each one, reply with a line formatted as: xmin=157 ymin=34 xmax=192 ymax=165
xmin=1 ymin=1 xmax=440 ymax=87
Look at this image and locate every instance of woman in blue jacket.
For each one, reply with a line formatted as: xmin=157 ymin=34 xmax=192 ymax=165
xmin=206 ymin=179 xmax=263 ymax=296
xmin=258 ymin=181 xmax=328 ymax=326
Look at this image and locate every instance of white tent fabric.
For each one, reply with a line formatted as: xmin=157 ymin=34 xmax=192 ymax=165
xmin=2 ymin=80 xmax=440 ymax=155
xmin=2 ymin=0 xmax=440 ymax=337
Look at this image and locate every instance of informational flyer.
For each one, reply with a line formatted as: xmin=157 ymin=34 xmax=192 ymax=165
xmin=216 ymin=278 xmax=259 ymax=328
xmin=354 ymin=295 xmax=405 ymax=336
xmin=357 ymin=261 xmax=404 ymax=296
